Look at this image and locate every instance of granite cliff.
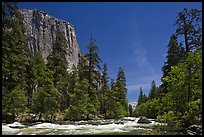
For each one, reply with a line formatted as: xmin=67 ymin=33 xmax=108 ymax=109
xmin=20 ymin=9 xmax=80 ymax=70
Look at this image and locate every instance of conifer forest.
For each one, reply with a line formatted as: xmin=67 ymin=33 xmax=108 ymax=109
xmin=2 ymin=2 xmax=202 ymax=135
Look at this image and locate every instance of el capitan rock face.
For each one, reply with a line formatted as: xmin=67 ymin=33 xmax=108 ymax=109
xmin=20 ymin=9 xmax=80 ymax=70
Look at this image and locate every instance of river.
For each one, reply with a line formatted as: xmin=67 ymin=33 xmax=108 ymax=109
xmin=2 ymin=117 xmax=180 ymax=135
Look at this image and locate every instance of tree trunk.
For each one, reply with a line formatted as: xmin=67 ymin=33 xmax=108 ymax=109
xmin=86 ymin=113 xmax=89 ymax=120
xmin=183 ymin=16 xmax=191 ymax=102
xmin=39 ymin=113 xmax=42 ymax=121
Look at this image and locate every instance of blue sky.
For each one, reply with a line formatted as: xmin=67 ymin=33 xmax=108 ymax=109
xmin=19 ymin=2 xmax=202 ymax=103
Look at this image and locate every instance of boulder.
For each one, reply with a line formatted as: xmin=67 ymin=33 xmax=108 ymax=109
xmin=137 ymin=116 xmax=152 ymax=124
xmin=7 ymin=122 xmax=25 ymax=128
xmin=187 ymin=124 xmax=202 ymax=135
xmin=187 ymin=130 xmax=196 ymax=135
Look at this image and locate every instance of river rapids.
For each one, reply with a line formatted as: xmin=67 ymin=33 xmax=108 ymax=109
xmin=2 ymin=117 xmax=179 ymax=135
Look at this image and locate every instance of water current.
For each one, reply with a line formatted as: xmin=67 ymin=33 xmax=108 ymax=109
xmin=2 ymin=117 xmax=179 ymax=135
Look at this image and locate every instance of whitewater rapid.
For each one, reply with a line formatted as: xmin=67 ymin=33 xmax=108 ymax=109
xmin=2 ymin=117 xmax=166 ymax=135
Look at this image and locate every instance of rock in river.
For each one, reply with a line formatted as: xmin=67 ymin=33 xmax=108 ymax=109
xmin=137 ymin=116 xmax=152 ymax=124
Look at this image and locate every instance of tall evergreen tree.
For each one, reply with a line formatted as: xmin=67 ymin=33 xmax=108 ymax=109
xmin=110 ymin=78 xmax=115 ymax=90
xmin=105 ymin=78 xmax=116 ymax=118
xmin=65 ymin=79 xmax=90 ymax=120
xmin=148 ymin=80 xmax=158 ymax=100
xmin=85 ymin=36 xmax=102 ymax=118
xmin=31 ymin=52 xmax=60 ymax=121
xmin=2 ymin=2 xmax=30 ymax=122
xmin=85 ymin=36 xmax=102 ymax=89
xmin=175 ymin=8 xmax=202 ymax=54
xmin=47 ymin=31 xmax=69 ymax=111
xmin=161 ymin=34 xmax=185 ymax=93
xmin=137 ymin=87 xmax=147 ymax=105
xmin=2 ymin=86 xmax=27 ymax=123
xmin=175 ymin=8 xmax=202 ymax=102
xmin=129 ymin=104 xmax=133 ymax=117
xmin=115 ymin=67 xmax=128 ymax=116
xmin=78 ymin=54 xmax=89 ymax=81
xmin=2 ymin=2 xmax=30 ymax=93
xmin=99 ymin=63 xmax=110 ymax=116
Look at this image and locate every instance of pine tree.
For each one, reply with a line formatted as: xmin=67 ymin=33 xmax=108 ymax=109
xmin=143 ymin=94 xmax=148 ymax=103
xmin=65 ymin=79 xmax=89 ymax=120
xmin=114 ymin=67 xmax=128 ymax=117
xmin=2 ymin=2 xmax=30 ymax=122
xmin=148 ymin=80 xmax=158 ymax=100
xmin=162 ymin=50 xmax=202 ymax=125
xmin=2 ymin=2 xmax=30 ymax=93
xmin=137 ymin=87 xmax=144 ymax=105
xmin=175 ymin=8 xmax=202 ymax=54
xmin=31 ymin=52 xmax=60 ymax=120
xmin=105 ymin=78 xmax=116 ymax=118
xmin=85 ymin=36 xmax=102 ymax=89
xmin=99 ymin=63 xmax=110 ymax=116
xmin=78 ymin=54 xmax=89 ymax=81
xmin=2 ymin=86 xmax=27 ymax=123
xmin=115 ymin=67 xmax=127 ymax=100
xmin=47 ymin=31 xmax=69 ymax=111
xmin=129 ymin=104 xmax=133 ymax=117
xmin=110 ymin=78 xmax=115 ymax=90
xmin=175 ymin=8 xmax=202 ymax=102
xmin=161 ymin=34 xmax=185 ymax=93
xmin=85 ymin=36 xmax=102 ymax=118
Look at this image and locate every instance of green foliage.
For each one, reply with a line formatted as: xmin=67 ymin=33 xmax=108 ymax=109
xmin=78 ymin=55 xmax=89 ymax=81
xmin=114 ymin=67 xmax=128 ymax=117
xmin=128 ymin=104 xmax=133 ymax=117
xmin=133 ymin=98 xmax=160 ymax=119
xmin=175 ymin=8 xmax=202 ymax=53
xmin=148 ymin=80 xmax=159 ymax=99
xmin=31 ymin=53 xmax=61 ymax=118
xmin=2 ymin=2 xmax=17 ymax=22
xmin=182 ymin=99 xmax=201 ymax=125
xmin=157 ymin=111 xmax=181 ymax=132
xmin=2 ymin=86 xmax=27 ymax=122
xmin=114 ymin=102 xmax=126 ymax=119
xmin=99 ymin=63 xmax=110 ymax=115
xmin=133 ymin=103 xmax=148 ymax=118
xmin=47 ymin=31 xmax=70 ymax=111
xmin=85 ymin=36 xmax=102 ymax=89
xmin=65 ymin=79 xmax=89 ymax=120
xmin=145 ymin=99 xmax=160 ymax=119
xmin=106 ymin=99 xmax=127 ymax=119
xmin=137 ymin=87 xmax=147 ymax=105
xmin=84 ymin=36 xmax=102 ymax=117
xmin=161 ymin=35 xmax=185 ymax=93
xmin=87 ymin=87 xmax=100 ymax=118
xmin=2 ymin=3 xmax=30 ymax=122
xmin=32 ymin=85 xmax=60 ymax=119
xmin=162 ymin=51 xmax=202 ymax=114
xmin=105 ymin=91 xmax=116 ymax=119
xmin=2 ymin=2 xmax=30 ymax=93
xmin=157 ymin=93 xmax=174 ymax=116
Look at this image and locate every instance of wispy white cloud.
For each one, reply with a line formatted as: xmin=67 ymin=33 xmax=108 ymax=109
xmin=126 ymin=73 xmax=162 ymax=97
xmin=130 ymin=40 xmax=155 ymax=74
xmin=126 ymin=38 xmax=164 ymax=102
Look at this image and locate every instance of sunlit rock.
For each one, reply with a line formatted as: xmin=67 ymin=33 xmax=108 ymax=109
xmin=19 ymin=9 xmax=81 ymax=70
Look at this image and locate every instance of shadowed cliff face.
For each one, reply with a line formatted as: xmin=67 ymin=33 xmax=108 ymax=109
xmin=20 ymin=9 xmax=80 ymax=70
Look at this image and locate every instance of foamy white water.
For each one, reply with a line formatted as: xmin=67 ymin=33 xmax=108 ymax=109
xmin=2 ymin=117 xmax=169 ymax=135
